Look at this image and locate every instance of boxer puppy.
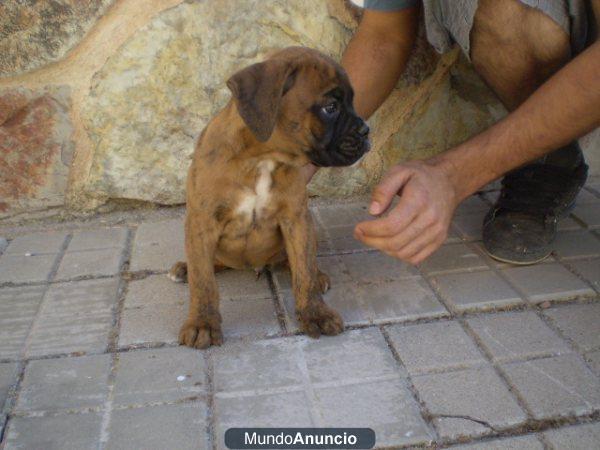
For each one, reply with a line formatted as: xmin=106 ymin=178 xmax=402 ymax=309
xmin=169 ymin=47 xmax=370 ymax=349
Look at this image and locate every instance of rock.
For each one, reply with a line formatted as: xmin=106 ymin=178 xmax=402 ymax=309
xmin=0 ymin=87 xmax=74 ymax=217
xmin=0 ymin=0 xmax=115 ymax=77
xmin=81 ymin=0 xmax=351 ymax=205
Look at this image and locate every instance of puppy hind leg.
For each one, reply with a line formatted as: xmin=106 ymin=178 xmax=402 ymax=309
xmin=168 ymin=261 xmax=229 ymax=283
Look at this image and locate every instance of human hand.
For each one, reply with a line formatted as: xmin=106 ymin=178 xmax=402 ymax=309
xmin=354 ymin=160 xmax=459 ymax=264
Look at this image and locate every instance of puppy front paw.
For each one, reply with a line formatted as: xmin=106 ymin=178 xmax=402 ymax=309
xmin=298 ymin=302 xmax=344 ymax=338
xmin=317 ymin=270 xmax=330 ymax=294
xmin=178 ymin=320 xmax=223 ymax=349
xmin=168 ymin=261 xmax=188 ymax=283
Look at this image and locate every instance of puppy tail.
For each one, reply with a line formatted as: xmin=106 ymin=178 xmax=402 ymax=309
xmin=168 ymin=261 xmax=188 ymax=283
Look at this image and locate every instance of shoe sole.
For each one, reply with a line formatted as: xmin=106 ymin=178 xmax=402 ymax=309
xmin=483 ymin=249 xmax=552 ymax=266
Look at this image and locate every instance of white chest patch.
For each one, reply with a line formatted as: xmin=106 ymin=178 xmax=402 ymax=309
xmin=236 ymin=160 xmax=275 ymax=221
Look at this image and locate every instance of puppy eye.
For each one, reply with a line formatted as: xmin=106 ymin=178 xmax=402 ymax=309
xmin=321 ymin=102 xmax=339 ymax=116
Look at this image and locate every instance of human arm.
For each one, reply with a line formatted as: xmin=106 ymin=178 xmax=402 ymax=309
xmin=355 ymin=41 xmax=600 ymax=264
xmin=303 ymin=6 xmax=419 ymax=180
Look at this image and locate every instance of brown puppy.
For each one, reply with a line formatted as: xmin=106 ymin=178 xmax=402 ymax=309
xmin=169 ymin=47 xmax=370 ymax=349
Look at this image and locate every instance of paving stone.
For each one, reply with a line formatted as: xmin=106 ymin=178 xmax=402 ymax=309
xmin=130 ymin=219 xmax=185 ymax=271
xmin=339 ymin=251 xmax=420 ymax=282
xmin=16 ymin=354 xmax=110 ymax=412
xmin=413 ymin=367 xmax=527 ymax=440
xmin=467 ymin=311 xmax=571 ymax=363
xmin=216 ymin=270 xmax=272 ymax=300
xmin=450 ymin=435 xmax=544 ymax=449
xmin=543 ymin=422 xmax=600 ymax=450
xmin=215 ymin=391 xmax=313 ymax=450
xmin=314 ymin=379 xmax=433 ymax=447
xmin=568 ymin=258 xmax=600 ymax=290
xmin=584 ymin=350 xmax=600 ymax=376
xmin=452 ymin=212 xmax=484 ymax=241
xmin=557 ymin=216 xmax=584 ymax=231
xmin=419 ymin=243 xmax=488 ymax=275
xmin=543 ymin=303 xmax=600 ymax=351
xmin=4 ymin=231 xmax=67 ymax=255
xmin=357 ymin=279 xmax=448 ymax=324
xmin=107 ymin=402 xmax=208 ymax=450
xmin=0 ymin=253 xmax=57 ymax=283
xmin=119 ymin=274 xmax=279 ymax=346
xmin=301 ymin=328 xmax=400 ymax=383
xmin=213 ymin=338 xmax=302 ymax=393
xmin=572 ymin=204 xmax=600 ymax=229
xmin=26 ymin=278 xmax=119 ymax=357
xmin=575 ymin=189 xmax=600 ymax=204
xmin=386 ymin=321 xmax=485 ymax=375
xmin=0 ymin=362 xmax=18 ymax=409
xmin=0 ymin=285 xmax=45 ymax=359
xmin=554 ymin=230 xmax=600 ymax=259
xmin=113 ymin=347 xmax=206 ymax=406
xmin=324 ymin=229 xmax=371 ymax=254
xmin=455 ymin=195 xmax=489 ymax=214
xmin=0 ymin=236 xmax=8 ymax=254
xmin=502 ymin=354 xmax=600 ymax=419
xmin=55 ymin=247 xmax=124 ymax=279
xmin=68 ymin=227 xmax=128 ymax=251
xmin=501 ymin=263 xmax=594 ymax=303
xmin=431 ymin=270 xmax=523 ymax=312
xmin=3 ymin=412 xmax=103 ymax=450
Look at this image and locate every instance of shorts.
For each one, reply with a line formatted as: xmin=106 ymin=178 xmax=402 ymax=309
xmin=351 ymin=0 xmax=592 ymax=57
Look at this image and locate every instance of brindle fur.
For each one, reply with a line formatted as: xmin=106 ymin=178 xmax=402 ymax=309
xmin=171 ymin=47 xmax=369 ymax=349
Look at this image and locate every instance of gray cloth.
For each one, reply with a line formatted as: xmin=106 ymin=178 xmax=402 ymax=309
xmin=350 ymin=0 xmax=590 ymax=57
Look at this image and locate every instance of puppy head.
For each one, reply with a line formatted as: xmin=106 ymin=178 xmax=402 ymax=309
xmin=226 ymin=46 xmax=370 ymax=167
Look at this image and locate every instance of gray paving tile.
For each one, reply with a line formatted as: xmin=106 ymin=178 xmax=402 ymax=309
xmin=107 ymin=402 xmax=208 ymax=450
xmin=16 ymin=354 xmax=110 ymax=412
xmin=502 ymin=263 xmax=594 ymax=303
xmin=55 ymin=247 xmax=125 ymax=279
xmin=413 ymin=367 xmax=527 ymax=440
xmin=26 ymin=278 xmax=119 ymax=357
xmin=68 ymin=227 xmax=128 ymax=251
xmin=419 ymin=243 xmax=488 ymax=275
xmin=3 ymin=412 xmax=103 ymax=450
xmin=452 ymin=212 xmax=484 ymax=241
xmin=130 ymin=219 xmax=185 ymax=271
xmin=568 ymin=258 xmax=600 ymax=290
xmin=213 ymin=338 xmax=303 ymax=393
xmin=585 ymin=350 xmax=600 ymax=376
xmin=119 ymin=274 xmax=278 ymax=346
xmin=0 ymin=237 xmax=8 ymax=254
xmin=386 ymin=321 xmax=485 ymax=375
xmin=413 ymin=367 xmax=527 ymax=439
xmin=357 ymin=279 xmax=448 ymax=323
xmin=314 ymin=379 xmax=433 ymax=447
xmin=0 ymin=362 xmax=18 ymax=410
xmin=215 ymin=391 xmax=313 ymax=450
xmin=113 ymin=347 xmax=206 ymax=406
xmin=431 ymin=270 xmax=523 ymax=312
xmin=575 ymin=189 xmax=600 ymax=204
xmin=0 ymin=285 xmax=45 ymax=359
xmin=450 ymin=435 xmax=544 ymax=449
xmin=325 ymin=229 xmax=371 ymax=254
xmin=216 ymin=270 xmax=272 ymax=300
xmin=572 ymin=204 xmax=600 ymax=229
xmin=339 ymin=251 xmax=420 ymax=282
xmin=557 ymin=216 xmax=584 ymax=231
xmin=0 ymin=253 xmax=57 ymax=283
xmin=455 ymin=195 xmax=489 ymax=214
xmin=502 ymin=354 xmax=600 ymax=419
xmin=4 ymin=231 xmax=67 ymax=255
xmin=543 ymin=422 xmax=600 ymax=450
xmin=467 ymin=311 xmax=571 ymax=363
xmin=543 ymin=303 xmax=600 ymax=351
xmin=302 ymin=328 xmax=400 ymax=383
xmin=554 ymin=230 xmax=600 ymax=259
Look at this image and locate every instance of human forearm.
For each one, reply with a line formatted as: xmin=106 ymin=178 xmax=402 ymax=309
xmin=436 ymin=41 xmax=600 ymax=202
xmin=342 ymin=8 xmax=419 ymax=118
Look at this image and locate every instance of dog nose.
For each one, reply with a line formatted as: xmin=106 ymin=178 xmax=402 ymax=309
xmin=357 ymin=122 xmax=369 ymax=137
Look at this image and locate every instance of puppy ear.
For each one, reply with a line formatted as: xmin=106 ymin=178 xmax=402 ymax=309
xmin=226 ymin=60 xmax=296 ymax=142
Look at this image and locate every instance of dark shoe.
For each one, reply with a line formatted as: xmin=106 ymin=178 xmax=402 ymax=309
xmin=483 ymin=145 xmax=588 ymax=265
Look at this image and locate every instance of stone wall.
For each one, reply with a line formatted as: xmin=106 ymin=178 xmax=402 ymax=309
xmin=1 ymin=0 xmax=597 ymax=220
